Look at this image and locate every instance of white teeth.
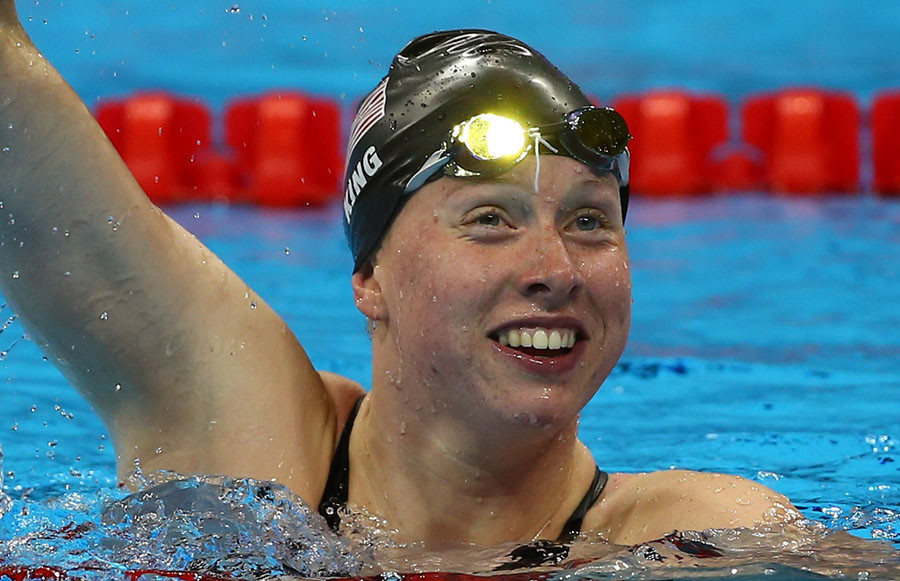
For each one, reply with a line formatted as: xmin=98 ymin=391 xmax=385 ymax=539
xmin=497 ymin=327 xmax=577 ymax=350
xmin=521 ymin=331 xmax=533 ymax=348
xmin=548 ymin=330 xmax=561 ymax=350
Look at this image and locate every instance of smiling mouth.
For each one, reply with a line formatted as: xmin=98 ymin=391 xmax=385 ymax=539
xmin=492 ymin=327 xmax=578 ymax=358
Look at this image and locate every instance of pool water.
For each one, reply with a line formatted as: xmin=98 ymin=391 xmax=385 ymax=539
xmin=0 ymin=194 xmax=897 ymax=579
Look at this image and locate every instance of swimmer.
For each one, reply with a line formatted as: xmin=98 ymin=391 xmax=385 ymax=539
xmin=0 ymin=2 xmax=799 ymax=548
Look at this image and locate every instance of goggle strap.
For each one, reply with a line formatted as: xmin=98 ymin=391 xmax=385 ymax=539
xmin=405 ymin=149 xmax=453 ymax=194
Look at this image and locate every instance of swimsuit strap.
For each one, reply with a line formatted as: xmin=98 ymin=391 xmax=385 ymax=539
xmin=496 ymin=467 xmax=609 ymax=571
xmin=318 ymin=395 xmax=365 ymax=531
xmin=557 ymin=466 xmax=609 ymax=541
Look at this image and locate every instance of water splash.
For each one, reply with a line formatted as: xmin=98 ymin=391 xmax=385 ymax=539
xmin=0 ymin=476 xmax=897 ymax=579
xmin=0 ymin=474 xmax=360 ymax=579
xmin=0 ymin=445 xmax=12 ymax=519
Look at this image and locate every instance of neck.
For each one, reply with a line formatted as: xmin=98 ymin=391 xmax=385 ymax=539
xmin=348 ymin=371 xmax=598 ymax=547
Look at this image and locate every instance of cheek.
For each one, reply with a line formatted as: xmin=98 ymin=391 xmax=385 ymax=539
xmin=583 ymin=248 xmax=632 ymax=316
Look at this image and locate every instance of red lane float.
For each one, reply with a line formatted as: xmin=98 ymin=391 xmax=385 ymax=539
xmin=0 ymin=566 xmax=232 ymax=580
xmin=742 ymin=89 xmax=859 ymax=194
xmin=872 ymin=91 xmax=900 ymax=195
xmin=0 ymin=566 xmax=545 ymax=581
xmin=613 ymin=90 xmax=729 ymax=196
xmin=96 ymin=92 xmax=212 ymax=204
xmin=225 ymin=92 xmax=342 ymax=206
xmin=94 ymin=87 xmax=886 ymax=203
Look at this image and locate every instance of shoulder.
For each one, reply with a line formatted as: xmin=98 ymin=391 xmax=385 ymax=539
xmin=586 ymin=469 xmax=800 ymax=544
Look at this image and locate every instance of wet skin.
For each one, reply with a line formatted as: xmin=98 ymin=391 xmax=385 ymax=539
xmin=348 ymin=157 xmax=799 ymax=546
xmin=359 ymin=156 xmax=630 ymax=434
xmin=347 ymin=156 xmax=632 ymax=544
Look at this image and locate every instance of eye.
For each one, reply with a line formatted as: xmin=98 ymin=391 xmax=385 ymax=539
xmin=567 ymin=209 xmax=611 ymax=234
xmin=575 ymin=215 xmax=601 ymax=231
xmin=463 ymin=206 xmax=512 ymax=229
xmin=476 ymin=212 xmax=502 ymax=227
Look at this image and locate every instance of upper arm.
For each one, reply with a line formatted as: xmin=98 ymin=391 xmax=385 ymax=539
xmin=0 ymin=17 xmax=341 ymax=502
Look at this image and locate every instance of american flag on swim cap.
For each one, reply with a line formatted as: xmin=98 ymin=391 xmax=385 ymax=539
xmin=346 ymin=78 xmax=388 ymax=164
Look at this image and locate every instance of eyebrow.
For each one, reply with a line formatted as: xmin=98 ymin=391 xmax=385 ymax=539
xmin=559 ymin=180 xmax=621 ymax=211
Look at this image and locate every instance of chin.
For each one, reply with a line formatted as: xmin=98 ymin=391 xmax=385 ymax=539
xmin=490 ymin=387 xmax=585 ymax=431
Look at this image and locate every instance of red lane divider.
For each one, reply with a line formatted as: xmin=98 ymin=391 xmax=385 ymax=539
xmin=0 ymin=565 xmax=67 ymax=580
xmin=96 ymin=92 xmax=212 ymax=204
xmin=0 ymin=566 xmax=550 ymax=581
xmin=0 ymin=565 xmax=233 ymax=580
xmin=96 ymin=91 xmax=343 ymax=207
xmin=226 ymin=92 xmax=342 ymax=206
xmin=94 ymin=88 xmax=899 ymax=203
xmin=743 ymin=88 xmax=859 ymax=194
xmin=872 ymin=90 xmax=900 ymax=195
xmin=613 ymin=90 xmax=729 ymax=196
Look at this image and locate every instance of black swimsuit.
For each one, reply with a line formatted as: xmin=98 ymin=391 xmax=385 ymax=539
xmin=317 ymin=397 xmax=609 ymax=541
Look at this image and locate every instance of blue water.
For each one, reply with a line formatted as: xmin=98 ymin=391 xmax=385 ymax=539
xmin=16 ymin=1 xmax=900 ymax=107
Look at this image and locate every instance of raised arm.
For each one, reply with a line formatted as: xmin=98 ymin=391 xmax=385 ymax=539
xmin=0 ymin=1 xmax=341 ymax=501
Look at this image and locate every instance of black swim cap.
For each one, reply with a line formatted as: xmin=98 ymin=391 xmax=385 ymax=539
xmin=342 ymin=29 xmax=630 ymax=272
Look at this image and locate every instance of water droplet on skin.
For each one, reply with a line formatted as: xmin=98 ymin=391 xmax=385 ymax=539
xmin=1 ymin=147 xmax=9 ymax=153
xmin=115 ymin=383 xmax=122 ymax=392
xmin=99 ymin=312 xmax=108 ymax=320
xmin=11 ymin=271 xmax=19 ymax=279
xmin=155 ymin=447 xmax=163 ymax=454
xmin=250 ymin=302 xmax=257 ymax=309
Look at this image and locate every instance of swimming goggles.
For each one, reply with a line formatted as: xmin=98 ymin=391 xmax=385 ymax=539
xmin=405 ymin=106 xmax=631 ymax=194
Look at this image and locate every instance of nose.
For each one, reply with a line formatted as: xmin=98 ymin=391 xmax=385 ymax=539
xmin=515 ymin=226 xmax=585 ymax=307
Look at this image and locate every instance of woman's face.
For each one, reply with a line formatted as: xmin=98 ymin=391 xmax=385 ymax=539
xmin=359 ymin=155 xmax=631 ymax=429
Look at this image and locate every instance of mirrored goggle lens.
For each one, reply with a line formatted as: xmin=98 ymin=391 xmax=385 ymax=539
xmin=457 ymin=113 xmax=528 ymax=161
xmin=566 ymin=107 xmax=630 ymax=157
